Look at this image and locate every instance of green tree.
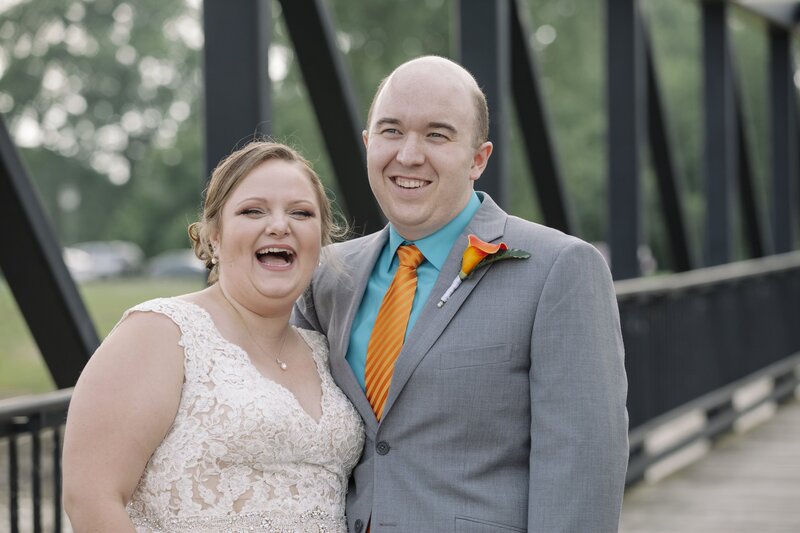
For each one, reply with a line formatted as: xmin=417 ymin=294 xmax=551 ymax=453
xmin=0 ymin=0 xmax=203 ymax=255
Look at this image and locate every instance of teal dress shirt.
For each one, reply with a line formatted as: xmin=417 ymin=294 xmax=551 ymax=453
xmin=346 ymin=192 xmax=482 ymax=390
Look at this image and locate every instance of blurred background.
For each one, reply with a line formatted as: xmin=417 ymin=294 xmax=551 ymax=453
xmin=0 ymin=0 xmax=796 ymax=397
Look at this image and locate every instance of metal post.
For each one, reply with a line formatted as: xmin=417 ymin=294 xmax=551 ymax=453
xmin=9 ymin=434 xmax=18 ymax=533
xmin=202 ymin=0 xmax=272 ymax=177
xmin=607 ymin=0 xmax=644 ymax=279
xmin=456 ymin=0 xmax=510 ymax=208
xmin=53 ymin=427 xmax=62 ymax=532
xmin=32 ymin=422 xmax=41 ymax=533
xmin=702 ymin=1 xmax=737 ymax=266
xmin=769 ymin=24 xmax=796 ymax=253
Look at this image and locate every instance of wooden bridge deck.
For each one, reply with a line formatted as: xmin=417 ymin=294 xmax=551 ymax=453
xmin=619 ymin=395 xmax=800 ymax=533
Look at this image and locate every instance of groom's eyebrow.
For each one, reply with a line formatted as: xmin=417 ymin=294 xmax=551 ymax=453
xmin=428 ymin=121 xmax=457 ymax=134
xmin=374 ymin=117 xmax=401 ymax=128
xmin=374 ymin=117 xmax=458 ymax=134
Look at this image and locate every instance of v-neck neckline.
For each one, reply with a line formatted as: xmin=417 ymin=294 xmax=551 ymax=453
xmin=175 ymin=298 xmax=327 ymax=426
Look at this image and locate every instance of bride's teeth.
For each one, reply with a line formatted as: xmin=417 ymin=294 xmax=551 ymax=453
xmin=396 ymin=177 xmax=424 ymax=189
xmin=257 ymin=247 xmax=294 ymax=255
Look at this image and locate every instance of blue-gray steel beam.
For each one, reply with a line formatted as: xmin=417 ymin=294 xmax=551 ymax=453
xmin=769 ymin=24 xmax=796 ymax=253
xmin=607 ymin=0 xmax=643 ymax=279
xmin=0 ymin=118 xmax=99 ymax=388
xmin=641 ymin=12 xmax=694 ymax=272
xmin=509 ymin=0 xmax=576 ymax=236
xmin=277 ymin=0 xmax=382 ymax=235
xmin=796 ymin=93 xmax=800 ymax=234
xmin=731 ymin=58 xmax=767 ymax=258
xmin=456 ymin=0 xmax=510 ymax=209
xmin=202 ymin=0 xmax=272 ymax=177
xmin=702 ymin=1 xmax=737 ymax=266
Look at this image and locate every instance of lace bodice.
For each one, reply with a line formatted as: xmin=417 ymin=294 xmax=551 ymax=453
xmin=120 ymin=298 xmax=365 ymax=532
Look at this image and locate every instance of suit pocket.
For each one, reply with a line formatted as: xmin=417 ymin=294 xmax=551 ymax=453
xmin=438 ymin=344 xmax=512 ymax=370
xmin=455 ymin=515 xmax=526 ymax=532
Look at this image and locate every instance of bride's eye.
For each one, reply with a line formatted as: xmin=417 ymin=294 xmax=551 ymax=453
xmin=291 ymin=210 xmax=315 ymax=219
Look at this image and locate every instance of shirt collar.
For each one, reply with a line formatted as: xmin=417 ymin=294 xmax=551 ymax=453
xmin=385 ymin=192 xmax=482 ymax=272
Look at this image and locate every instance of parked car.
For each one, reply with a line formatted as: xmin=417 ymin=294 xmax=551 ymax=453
xmin=62 ymin=247 xmax=96 ymax=282
xmin=64 ymin=240 xmax=144 ymax=281
xmin=146 ymin=249 xmax=207 ymax=278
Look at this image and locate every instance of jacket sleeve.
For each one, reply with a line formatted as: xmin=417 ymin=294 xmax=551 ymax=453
xmin=527 ymin=240 xmax=629 ymax=532
xmin=291 ymin=280 xmax=324 ymax=334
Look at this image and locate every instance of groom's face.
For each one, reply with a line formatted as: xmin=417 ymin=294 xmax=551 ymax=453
xmin=363 ymin=61 xmax=491 ymax=242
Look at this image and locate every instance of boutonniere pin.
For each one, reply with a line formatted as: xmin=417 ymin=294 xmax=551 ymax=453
xmin=437 ymin=234 xmax=531 ymax=307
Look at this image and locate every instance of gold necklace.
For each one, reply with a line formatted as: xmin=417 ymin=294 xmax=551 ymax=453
xmin=220 ymin=287 xmax=291 ymax=371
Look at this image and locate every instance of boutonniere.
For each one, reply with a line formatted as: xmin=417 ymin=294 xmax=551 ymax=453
xmin=437 ymin=234 xmax=531 ymax=307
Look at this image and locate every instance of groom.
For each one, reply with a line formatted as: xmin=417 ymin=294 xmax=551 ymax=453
xmin=294 ymin=56 xmax=628 ymax=532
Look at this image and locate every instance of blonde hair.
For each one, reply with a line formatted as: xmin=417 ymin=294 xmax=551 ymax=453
xmin=188 ymin=141 xmax=345 ymax=283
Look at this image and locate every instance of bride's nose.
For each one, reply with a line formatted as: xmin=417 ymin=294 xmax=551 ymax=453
xmin=263 ymin=212 xmax=290 ymax=237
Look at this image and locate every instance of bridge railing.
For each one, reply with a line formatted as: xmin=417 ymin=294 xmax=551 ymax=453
xmin=0 ymin=389 xmax=71 ymax=533
xmin=619 ymin=251 xmax=800 ymax=482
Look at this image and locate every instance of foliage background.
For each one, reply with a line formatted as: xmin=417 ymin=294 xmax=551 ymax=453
xmin=0 ymin=0 xmax=787 ymax=262
xmin=0 ymin=0 xmax=795 ymax=392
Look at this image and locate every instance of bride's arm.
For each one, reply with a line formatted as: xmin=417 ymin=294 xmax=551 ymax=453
xmin=63 ymin=311 xmax=184 ymax=532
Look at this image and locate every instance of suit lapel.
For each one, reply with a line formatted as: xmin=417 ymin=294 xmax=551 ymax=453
xmin=327 ymin=228 xmax=388 ymax=435
xmin=382 ymin=195 xmax=508 ymax=419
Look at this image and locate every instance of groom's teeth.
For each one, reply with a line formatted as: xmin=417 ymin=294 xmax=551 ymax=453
xmin=396 ymin=177 xmax=425 ymax=189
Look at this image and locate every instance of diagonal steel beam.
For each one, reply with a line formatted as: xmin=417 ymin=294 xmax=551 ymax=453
xmin=277 ymin=0 xmax=382 ymax=235
xmin=640 ymin=12 xmax=694 ymax=272
xmin=509 ymin=0 xmax=576 ymax=236
xmin=729 ymin=55 xmax=767 ymax=258
xmin=0 ymin=118 xmax=98 ymax=388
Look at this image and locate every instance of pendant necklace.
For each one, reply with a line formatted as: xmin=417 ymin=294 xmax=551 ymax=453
xmin=220 ymin=287 xmax=291 ymax=371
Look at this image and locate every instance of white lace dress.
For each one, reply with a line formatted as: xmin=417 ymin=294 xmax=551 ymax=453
xmin=118 ymin=298 xmax=365 ymax=532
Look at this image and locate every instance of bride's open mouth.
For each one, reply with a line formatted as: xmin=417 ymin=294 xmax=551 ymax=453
xmin=256 ymin=247 xmax=295 ymax=267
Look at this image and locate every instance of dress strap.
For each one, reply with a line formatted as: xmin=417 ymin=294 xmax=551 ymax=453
xmin=111 ymin=298 xmax=221 ymax=365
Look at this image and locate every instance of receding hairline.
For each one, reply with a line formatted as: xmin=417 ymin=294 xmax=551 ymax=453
xmin=365 ymin=56 xmax=489 ymax=145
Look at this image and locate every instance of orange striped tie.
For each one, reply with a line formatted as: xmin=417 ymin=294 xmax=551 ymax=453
xmin=365 ymin=245 xmax=425 ymax=420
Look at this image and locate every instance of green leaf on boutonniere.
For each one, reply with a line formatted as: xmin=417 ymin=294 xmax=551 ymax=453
xmin=437 ymin=235 xmax=531 ymax=307
xmin=465 ymin=248 xmax=531 ymax=279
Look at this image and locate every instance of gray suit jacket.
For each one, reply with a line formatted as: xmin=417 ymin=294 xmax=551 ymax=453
xmin=293 ymin=194 xmax=628 ymax=532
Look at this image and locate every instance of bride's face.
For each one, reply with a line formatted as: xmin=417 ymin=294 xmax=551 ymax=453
xmin=211 ymin=159 xmax=322 ymax=312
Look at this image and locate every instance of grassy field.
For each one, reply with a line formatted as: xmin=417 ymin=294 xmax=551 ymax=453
xmin=0 ymin=277 xmax=204 ymax=398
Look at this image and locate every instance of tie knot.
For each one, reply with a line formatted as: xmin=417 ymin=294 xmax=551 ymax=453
xmin=397 ymin=245 xmax=425 ymax=269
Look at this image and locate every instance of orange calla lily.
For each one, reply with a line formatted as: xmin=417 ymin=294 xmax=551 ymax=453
xmin=460 ymin=234 xmax=508 ymax=280
xmin=437 ymin=234 xmax=528 ymax=308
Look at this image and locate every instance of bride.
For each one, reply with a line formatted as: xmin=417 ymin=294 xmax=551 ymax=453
xmin=62 ymin=141 xmax=364 ymax=532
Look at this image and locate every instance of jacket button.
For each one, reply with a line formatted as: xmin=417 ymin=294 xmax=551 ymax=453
xmin=376 ymin=441 xmax=391 ymax=455
xmin=354 ymin=518 xmax=364 ymax=532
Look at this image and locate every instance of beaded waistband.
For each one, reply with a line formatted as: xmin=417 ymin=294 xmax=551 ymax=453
xmin=129 ymin=506 xmax=345 ymax=533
